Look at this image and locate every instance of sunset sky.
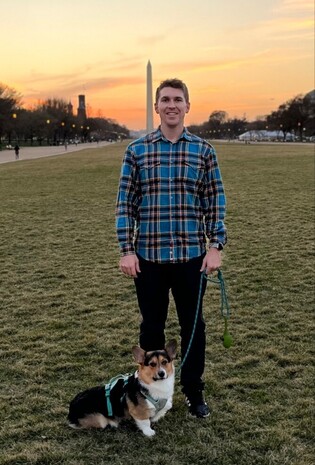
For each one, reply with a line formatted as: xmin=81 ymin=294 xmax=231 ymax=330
xmin=1 ymin=0 xmax=314 ymax=130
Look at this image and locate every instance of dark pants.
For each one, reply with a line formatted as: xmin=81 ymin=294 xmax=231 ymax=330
xmin=134 ymin=254 xmax=207 ymax=393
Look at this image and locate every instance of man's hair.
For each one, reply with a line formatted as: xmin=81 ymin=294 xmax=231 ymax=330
xmin=155 ymin=79 xmax=190 ymax=103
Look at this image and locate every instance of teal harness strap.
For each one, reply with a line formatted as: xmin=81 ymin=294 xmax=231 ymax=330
xmin=141 ymin=391 xmax=168 ymax=412
xmin=104 ymin=373 xmax=131 ymax=417
xmin=105 ymin=373 xmax=168 ymax=416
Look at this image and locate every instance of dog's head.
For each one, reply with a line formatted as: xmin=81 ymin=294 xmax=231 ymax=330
xmin=132 ymin=339 xmax=177 ymax=384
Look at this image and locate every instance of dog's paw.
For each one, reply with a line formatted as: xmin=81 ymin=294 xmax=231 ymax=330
xmin=135 ymin=419 xmax=156 ymax=436
xmin=143 ymin=428 xmax=156 ymax=437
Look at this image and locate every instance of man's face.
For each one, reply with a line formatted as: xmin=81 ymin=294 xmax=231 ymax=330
xmin=155 ymin=87 xmax=190 ymax=128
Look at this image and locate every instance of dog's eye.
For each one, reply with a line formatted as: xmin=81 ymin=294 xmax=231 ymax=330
xmin=161 ymin=360 xmax=168 ymax=366
xmin=149 ymin=362 xmax=157 ymax=368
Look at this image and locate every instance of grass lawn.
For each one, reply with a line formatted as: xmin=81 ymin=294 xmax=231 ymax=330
xmin=0 ymin=141 xmax=314 ymax=465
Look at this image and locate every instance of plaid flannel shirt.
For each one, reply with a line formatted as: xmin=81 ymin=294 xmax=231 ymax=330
xmin=116 ymin=127 xmax=227 ymax=263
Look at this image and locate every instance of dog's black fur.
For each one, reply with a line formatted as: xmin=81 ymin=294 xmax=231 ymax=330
xmin=68 ymin=374 xmax=142 ymax=425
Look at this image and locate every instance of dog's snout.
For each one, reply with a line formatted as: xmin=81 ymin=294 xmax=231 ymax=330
xmin=158 ymin=370 xmax=165 ymax=378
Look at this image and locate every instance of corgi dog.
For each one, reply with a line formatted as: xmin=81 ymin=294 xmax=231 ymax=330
xmin=68 ymin=339 xmax=177 ymax=437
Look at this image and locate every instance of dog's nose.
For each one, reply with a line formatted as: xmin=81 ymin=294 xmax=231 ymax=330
xmin=158 ymin=370 xmax=165 ymax=378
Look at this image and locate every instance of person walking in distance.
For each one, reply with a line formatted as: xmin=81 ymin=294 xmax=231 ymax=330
xmin=14 ymin=144 xmax=20 ymax=160
xmin=116 ymin=78 xmax=227 ymax=418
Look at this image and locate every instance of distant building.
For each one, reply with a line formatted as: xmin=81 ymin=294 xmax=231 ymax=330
xmin=77 ymin=95 xmax=87 ymax=122
xmin=67 ymin=101 xmax=73 ymax=115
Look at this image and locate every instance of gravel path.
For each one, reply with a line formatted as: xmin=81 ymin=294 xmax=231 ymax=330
xmin=0 ymin=141 xmax=111 ymax=164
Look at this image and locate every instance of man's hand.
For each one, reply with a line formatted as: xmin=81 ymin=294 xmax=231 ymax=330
xmin=119 ymin=254 xmax=141 ymax=278
xmin=200 ymin=248 xmax=222 ymax=274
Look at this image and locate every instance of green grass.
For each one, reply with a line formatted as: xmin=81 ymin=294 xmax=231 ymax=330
xmin=0 ymin=141 xmax=314 ymax=465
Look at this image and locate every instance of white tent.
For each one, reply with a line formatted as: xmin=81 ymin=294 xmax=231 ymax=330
xmin=238 ymin=130 xmax=294 ymax=141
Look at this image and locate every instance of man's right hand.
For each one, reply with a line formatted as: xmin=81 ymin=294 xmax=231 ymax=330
xmin=119 ymin=254 xmax=141 ymax=278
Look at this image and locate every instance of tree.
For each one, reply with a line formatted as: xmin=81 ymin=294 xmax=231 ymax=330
xmin=266 ymin=95 xmax=310 ymax=141
xmin=33 ymin=98 xmax=75 ymax=144
xmin=0 ymin=83 xmax=22 ymax=144
xmin=224 ymin=117 xmax=247 ymax=139
xmin=303 ymin=90 xmax=315 ymax=137
xmin=208 ymin=110 xmax=228 ymax=136
xmin=209 ymin=110 xmax=228 ymax=125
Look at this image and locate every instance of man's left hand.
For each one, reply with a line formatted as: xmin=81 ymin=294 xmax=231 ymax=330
xmin=200 ymin=248 xmax=222 ymax=274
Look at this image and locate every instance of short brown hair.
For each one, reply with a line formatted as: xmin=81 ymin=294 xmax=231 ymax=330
xmin=155 ymin=79 xmax=190 ymax=103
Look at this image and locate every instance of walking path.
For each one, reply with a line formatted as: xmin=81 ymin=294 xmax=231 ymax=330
xmin=0 ymin=141 xmax=111 ymax=165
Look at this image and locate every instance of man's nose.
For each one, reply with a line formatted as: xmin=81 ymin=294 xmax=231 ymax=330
xmin=167 ymin=100 xmax=176 ymax=107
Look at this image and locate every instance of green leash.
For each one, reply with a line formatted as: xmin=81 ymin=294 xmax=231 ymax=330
xmin=206 ymin=269 xmax=233 ymax=348
xmin=177 ymin=269 xmax=232 ymax=374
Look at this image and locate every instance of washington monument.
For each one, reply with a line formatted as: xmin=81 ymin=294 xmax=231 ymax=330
xmin=146 ymin=60 xmax=154 ymax=133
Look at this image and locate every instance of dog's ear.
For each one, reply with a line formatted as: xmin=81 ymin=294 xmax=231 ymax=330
xmin=165 ymin=339 xmax=177 ymax=360
xmin=132 ymin=346 xmax=145 ymax=364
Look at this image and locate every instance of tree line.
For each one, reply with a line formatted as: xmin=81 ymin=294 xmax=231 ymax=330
xmin=188 ymin=91 xmax=314 ymax=141
xmin=0 ymin=83 xmax=314 ymax=148
xmin=0 ymin=83 xmax=130 ymax=148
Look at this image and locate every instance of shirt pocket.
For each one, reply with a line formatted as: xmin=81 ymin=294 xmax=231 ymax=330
xmin=139 ymin=161 xmax=161 ymax=191
xmin=177 ymin=161 xmax=204 ymax=190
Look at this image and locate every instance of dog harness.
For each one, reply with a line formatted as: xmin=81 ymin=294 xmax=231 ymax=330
xmin=104 ymin=373 xmax=168 ymax=417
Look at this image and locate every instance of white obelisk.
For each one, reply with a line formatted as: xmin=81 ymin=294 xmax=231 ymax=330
xmin=146 ymin=60 xmax=154 ymax=133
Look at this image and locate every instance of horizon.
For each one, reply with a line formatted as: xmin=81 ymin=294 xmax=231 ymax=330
xmin=1 ymin=0 xmax=313 ymax=131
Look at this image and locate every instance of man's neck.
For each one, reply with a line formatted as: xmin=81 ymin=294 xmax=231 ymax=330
xmin=160 ymin=124 xmax=184 ymax=143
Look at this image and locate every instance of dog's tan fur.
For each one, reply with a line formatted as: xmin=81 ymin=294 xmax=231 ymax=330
xmin=77 ymin=414 xmax=119 ymax=429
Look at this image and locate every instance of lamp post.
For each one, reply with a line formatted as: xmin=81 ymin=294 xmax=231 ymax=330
xmin=61 ymin=122 xmax=65 ymax=144
xmin=9 ymin=113 xmax=17 ymax=145
xmin=72 ymin=124 xmax=78 ymax=145
xmin=279 ymin=124 xmax=283 ymax=141
xmin=46 ymin=119 xmax=50 ymax=145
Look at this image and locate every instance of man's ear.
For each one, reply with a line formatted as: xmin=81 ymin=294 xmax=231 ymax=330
xmin=154 ymin=102 xmax=159 ymax=114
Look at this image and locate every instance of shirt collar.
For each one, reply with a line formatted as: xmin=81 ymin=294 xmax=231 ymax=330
xmin=149 ymin=126 xmax=193 ymax=143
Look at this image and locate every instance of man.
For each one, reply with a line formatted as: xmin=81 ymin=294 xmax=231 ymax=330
xmin=116 ymin=79 xmax=227 ymax=418
xmin=14 ymin=144 xmax=20 ymax=160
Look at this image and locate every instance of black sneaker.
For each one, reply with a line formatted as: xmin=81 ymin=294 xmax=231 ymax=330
xmin=184 ymin=391 xmax=210 ymax=418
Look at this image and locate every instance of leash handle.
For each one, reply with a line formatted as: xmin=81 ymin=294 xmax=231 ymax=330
xmin=205 ymin=269 xmax=231 ymax=319
xmin=206 ymin=269 xmax=233 ymax=348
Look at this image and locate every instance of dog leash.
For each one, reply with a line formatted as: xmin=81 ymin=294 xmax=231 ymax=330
xmin=176 ymin=269 xmax=232 ymax=375
xmin=207 ymin=269 xmax=233 ymax=348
